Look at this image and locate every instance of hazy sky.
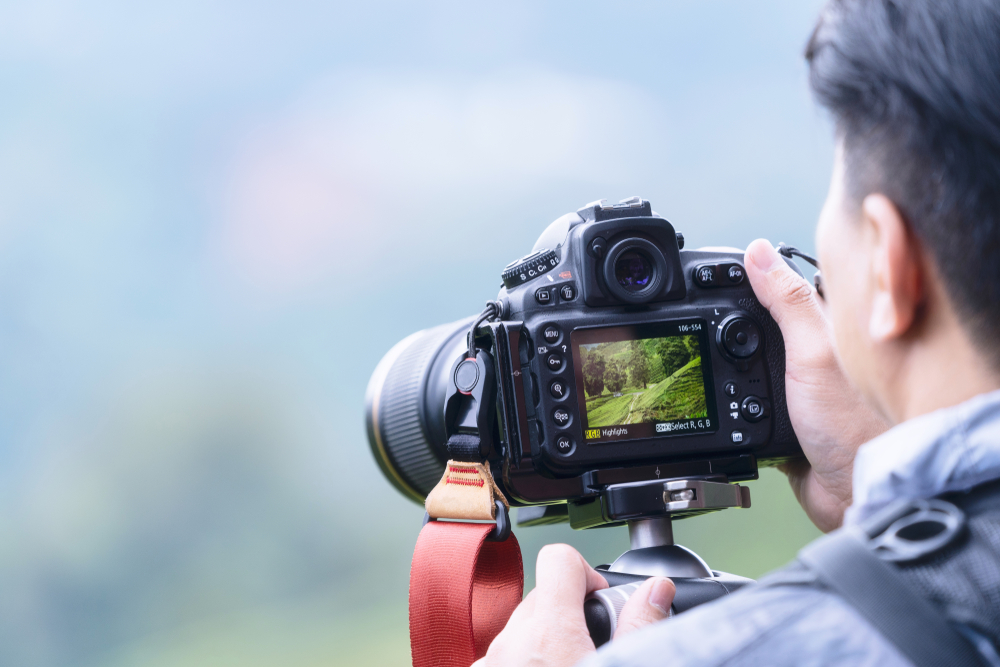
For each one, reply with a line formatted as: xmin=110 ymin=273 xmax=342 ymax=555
xmin=0 ymin=2 xmax=831 ymax=665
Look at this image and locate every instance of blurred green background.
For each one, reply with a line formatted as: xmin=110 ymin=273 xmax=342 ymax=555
xmin=0 ymin=1 xmax=829 ymax=665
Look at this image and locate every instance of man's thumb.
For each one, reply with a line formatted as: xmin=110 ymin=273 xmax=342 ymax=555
xmin=613 ymin=577 xmax=674 ymax=639
xmin=745 ymin=239 xmax=823 ymax=335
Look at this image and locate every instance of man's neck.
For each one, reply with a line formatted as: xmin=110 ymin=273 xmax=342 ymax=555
xmin=885 ymin=320 xmax=1000 ymax=424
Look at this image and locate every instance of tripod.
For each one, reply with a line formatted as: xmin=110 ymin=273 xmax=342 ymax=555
xmin=571 ymin=477 xmax=756 ymax=645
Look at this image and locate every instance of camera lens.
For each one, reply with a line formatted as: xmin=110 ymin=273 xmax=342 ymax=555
xmin=614 ymin=250 xmax=653 ymax=292
xmin=365 ymin=318 xmax=472 ymax=503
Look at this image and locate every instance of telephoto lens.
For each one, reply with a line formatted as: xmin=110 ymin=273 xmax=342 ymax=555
xmin=364 ymin=318 xmax=472 ymax=502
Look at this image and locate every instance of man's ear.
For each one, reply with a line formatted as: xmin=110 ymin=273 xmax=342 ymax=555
xmin=862 ymin=194 xmax=924 ymax=341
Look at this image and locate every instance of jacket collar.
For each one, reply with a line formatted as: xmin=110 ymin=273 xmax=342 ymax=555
xmin=845 ymin=389 xmax=1000 ymax=525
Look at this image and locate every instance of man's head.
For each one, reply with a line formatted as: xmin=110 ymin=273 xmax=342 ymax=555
xmin=807 ymin=0 xmax=1000 ymax=419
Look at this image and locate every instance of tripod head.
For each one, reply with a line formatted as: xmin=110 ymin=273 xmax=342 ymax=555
xmin=521 ymin=476 xmax=755 ymax=645
xmin=599 ymin=477 xmax=750 ymax=577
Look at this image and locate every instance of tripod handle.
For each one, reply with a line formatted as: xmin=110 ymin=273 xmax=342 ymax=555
xmin=585 ymin=570 xmax=754 ymax=647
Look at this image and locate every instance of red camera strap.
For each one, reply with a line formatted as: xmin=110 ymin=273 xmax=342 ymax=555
xmin=409 ymin=521 xmax=523 ymax=667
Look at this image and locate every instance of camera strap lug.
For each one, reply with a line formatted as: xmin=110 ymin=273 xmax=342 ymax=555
xmin=443 ymin=351 xmax=498 ymax=459
xmin=424 ymin=460 xmax=509 ymax=527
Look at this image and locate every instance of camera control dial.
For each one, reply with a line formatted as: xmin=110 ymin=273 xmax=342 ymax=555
xmin=717 ymin=315 xmax=762 ymax=371
xmin=719 ymin=317 xmax=760 ymax=358
xmin=502 ymin=249 xmax=559 ymax=289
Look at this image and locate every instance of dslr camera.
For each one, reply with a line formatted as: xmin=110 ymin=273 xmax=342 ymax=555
xmin=366 ymin=197 xmax=802 ymax=532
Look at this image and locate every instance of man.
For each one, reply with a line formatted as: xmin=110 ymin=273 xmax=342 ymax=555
xmin=475 ymin=0 xmax=1000 ymax=664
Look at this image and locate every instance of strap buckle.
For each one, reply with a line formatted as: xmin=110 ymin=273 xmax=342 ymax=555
xmin=864 ymin=498 xmax=966 ymax=562
xmin=423 ymin=498 xmax=511 ymax=542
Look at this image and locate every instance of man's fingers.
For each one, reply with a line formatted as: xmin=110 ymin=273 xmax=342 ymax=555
xmin=582 ymin=556 xmax=610 ymax=594
xmin=745 ymin=239 xmax=826 ymax=340
xmin=534 ymin=544 xmax=607 ymax=614
xmin=502 ymin=588 xmax=536 ymax=627
xmin=614 ymin=577 xmax=674 ymax=639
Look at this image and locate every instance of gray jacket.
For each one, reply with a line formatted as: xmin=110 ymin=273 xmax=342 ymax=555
xmin=580 ymin=390 xmax=1000 ymax=667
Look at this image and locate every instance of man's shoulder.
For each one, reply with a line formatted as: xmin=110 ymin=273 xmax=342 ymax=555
xmin=580 ymin=575 xmax=913 ymax=667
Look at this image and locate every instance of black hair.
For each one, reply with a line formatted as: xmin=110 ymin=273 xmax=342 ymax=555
xmin=807 ymin=0 xmax=1000 ymax=362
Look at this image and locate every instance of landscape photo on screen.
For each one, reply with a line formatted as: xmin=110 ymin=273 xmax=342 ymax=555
xmin=579 ymin=334 xmax=708 ymax=429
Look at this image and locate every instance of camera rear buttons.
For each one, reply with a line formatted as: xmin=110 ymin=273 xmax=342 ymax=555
xmin=720 ymin=317 xmax=761 ymax=359
xmin=696 ymin=266 xmax=715 ymax=286
xmin=724 ymin=382 xmax=739 ymax=397
xmin=535 ymin=288 xmax=554 ymax=305
xmin=546 ymin=353 xmax=564 ymax=372
xmin=552 ymin=408 xmax=572 ymax=428
xmin=555 ymin=435 xmax=575 ymax=456
xmin=694 ymin=263 xmax=745 ymax=288
xmin=559 ymin=284 xmax=576 ymax=301
xmin=549 ymin=380 xmax=568 ymax=399
xmin=731 ymin=430 xmax=746 ymax=444
xmin=741 ymin=396 xmax=768 ymax=422
xmin=542 ymin=325 xmax=562 ymax=344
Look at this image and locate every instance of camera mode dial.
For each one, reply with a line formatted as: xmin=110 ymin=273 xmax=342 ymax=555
xmin=502 ymin=249 xmax=559 ymax=289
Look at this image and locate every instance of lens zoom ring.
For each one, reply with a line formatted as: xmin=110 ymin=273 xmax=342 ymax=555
xmin=378 ymin=329 xmax=449 ymax=497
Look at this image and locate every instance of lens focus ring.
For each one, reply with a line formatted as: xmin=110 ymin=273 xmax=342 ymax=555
xmin=365 ymin=320 xmax=470 ymax=502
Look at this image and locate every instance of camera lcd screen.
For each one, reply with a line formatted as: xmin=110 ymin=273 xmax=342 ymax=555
xmin=570 ymin=320 xmax=718 ymax=444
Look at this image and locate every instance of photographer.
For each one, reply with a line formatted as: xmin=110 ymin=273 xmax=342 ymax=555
xmin=475 ymin=0 xmax=1000 ymax=665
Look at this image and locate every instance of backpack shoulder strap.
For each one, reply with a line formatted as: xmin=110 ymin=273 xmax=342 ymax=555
xmin=799 ymin=526 xmax=987 ymax=667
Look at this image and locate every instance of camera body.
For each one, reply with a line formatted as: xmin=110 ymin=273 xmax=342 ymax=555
xmin=366 ymin=197 xmax=802 ymax=529
xmin=469 ymin=198 xmax=801 ymax=514
xmin=366 ymin=197 xmax=804 ymax=644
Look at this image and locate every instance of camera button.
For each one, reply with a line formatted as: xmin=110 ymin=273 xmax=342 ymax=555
xmin=720 ymin=317 xmax=761 ymax=359
xmin=549 ymin=380 xmax=568 ymax=399
xmin=589 ymin=237 xmax=607 ymax=258
xmin=552 ymin=408 xmax=572 ymax=427
xmin=695 ymin=265 xmax=716 ymax=287
xmin=542 ymin=325 xmax=561 ymax=345
xmin=555 ymin=435 xmax=575 ymax=456
xmin=727 ymin=264 xmax=745 ymax=283
xmin=535 ymin=288 xmax=553 ymax=305
xmin=741 ymin=396 xmax=768 ymax=423
xmin=546 ymin=354 xmax=564 ymax=371
xmin=559 ymin=284 xmax=576 ymax=301
xmin=724 ymin=382 xmax=739 ymax=397
xmin=731 ymin=430 xmax=746 ymax=444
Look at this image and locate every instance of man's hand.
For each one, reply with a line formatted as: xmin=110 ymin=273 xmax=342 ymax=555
xmin=473 ymin=544 xmax=675 ymax=667
xmin=745 ymin=240 xmax=889 ymax=532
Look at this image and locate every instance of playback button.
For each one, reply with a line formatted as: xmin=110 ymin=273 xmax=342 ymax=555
xmin=535 ymin=288 xmax=554 ymax=305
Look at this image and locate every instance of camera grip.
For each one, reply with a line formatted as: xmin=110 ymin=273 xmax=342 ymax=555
xmin=585 ymin=570 xmax=754 ymax=647
xmin=739 ymin=296 xmax=799 ymax=456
